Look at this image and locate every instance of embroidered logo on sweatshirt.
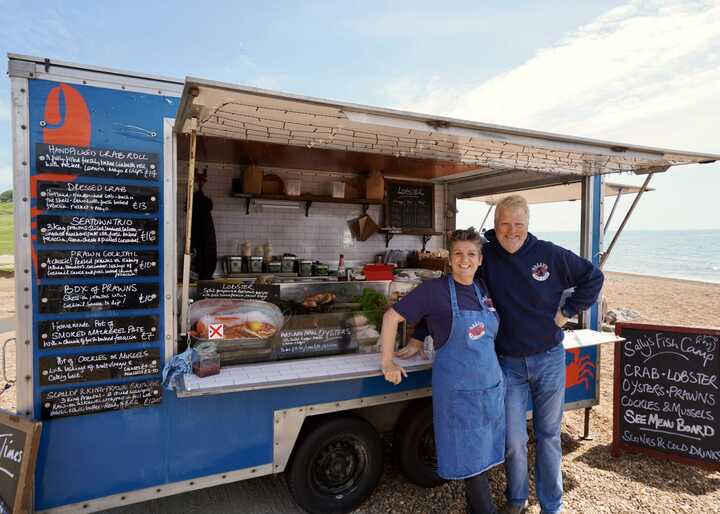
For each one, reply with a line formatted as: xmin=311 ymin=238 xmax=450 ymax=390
xmin=468 ymin=321 xmax=486 ymax=340
xmin=531 ymin=262 xmax=550 ymax=281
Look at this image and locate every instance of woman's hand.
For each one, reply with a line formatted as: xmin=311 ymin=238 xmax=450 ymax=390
xmin=554 ymin=310 xmax=569 ymax=328
xmin=395 ymin=338 xmax=427 ymax=360
xmin=381 ymin=359 xmax=407 ymax=385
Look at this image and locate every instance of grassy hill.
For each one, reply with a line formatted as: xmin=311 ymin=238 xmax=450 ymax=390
xmin=0 ymin=202 xmax=13 ymax=255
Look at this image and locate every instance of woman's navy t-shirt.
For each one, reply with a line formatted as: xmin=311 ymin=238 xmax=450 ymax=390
xmin=393 ymin=278 xmax=495 ymax=350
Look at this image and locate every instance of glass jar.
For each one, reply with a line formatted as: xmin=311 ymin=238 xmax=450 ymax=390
xmin=249 ymin=256 xmax=264 ymax=273
xmin=192 ymin=341 xmax=221 ymax=378
xmin=299 ymin=260 xmax=313 ymax=277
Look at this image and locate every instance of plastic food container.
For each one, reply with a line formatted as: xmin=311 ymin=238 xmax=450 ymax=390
xmin=285 ymin=178 xmax=301 ymax=196
xmin=281 ymin=255 xmax=296 ymax=273
xmin=266 ymin=260 xmax=281 ymax=273
xmin=192 ymin=341 xmax=221 ymax=378
xmin=312 ymin=262 xmax=329 ymax=276
xmin=248 ymin=256 xmax=263 ymax=273
xmin=362 ymin=264 xmax=394 ymax=281
xmin=299 ymin=260 xmax=313 ymax=277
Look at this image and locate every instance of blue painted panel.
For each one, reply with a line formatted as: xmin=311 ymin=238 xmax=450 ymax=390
xmin=27 ymin=79 xmax=178 ymax=510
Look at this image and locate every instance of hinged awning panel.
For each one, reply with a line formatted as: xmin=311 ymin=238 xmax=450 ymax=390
xmin=467 ymin=181 xmax=654 ymax=205
xmin=175 ymin=77 xmax=719 ymax=179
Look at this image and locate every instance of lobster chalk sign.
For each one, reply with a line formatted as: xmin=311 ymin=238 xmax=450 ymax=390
xmin=0 ymin=411 xmax=41 ymax=513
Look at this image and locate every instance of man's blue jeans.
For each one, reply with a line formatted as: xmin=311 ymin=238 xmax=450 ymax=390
xmin=499 ymin=343 xmax=565 ymax=514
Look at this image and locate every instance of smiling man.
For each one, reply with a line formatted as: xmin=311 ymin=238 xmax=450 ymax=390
xmin=481 ymin=195 xmax=604 ymax=514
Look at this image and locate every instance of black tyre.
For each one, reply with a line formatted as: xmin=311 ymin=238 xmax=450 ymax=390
xmin=286 ymin=416 xmax=384 ymax=514
xmin=393 ymin=399 xmax=445 ymax=488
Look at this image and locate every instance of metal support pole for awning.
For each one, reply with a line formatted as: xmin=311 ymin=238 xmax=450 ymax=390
xmin=179 ymin=118 xmax=198 ymax=335
xmin=603 ymin=187 xmax=624 ymax=235
xmin=479 ymin=204 xmax=494 ymax=231
xmin=600 ymin=173 xmax=654 ymax=269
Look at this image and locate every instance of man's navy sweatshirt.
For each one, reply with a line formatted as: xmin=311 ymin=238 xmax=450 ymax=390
xmin=480 ymin=229 xmax=604 ymax=357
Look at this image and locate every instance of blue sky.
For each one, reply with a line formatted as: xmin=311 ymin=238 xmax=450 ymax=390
xmin=1 ymin=0 xmax=718 ymax=230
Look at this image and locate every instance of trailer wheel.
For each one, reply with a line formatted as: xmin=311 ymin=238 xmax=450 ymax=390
xmin=393 ymin=400 xmax=445 ymax=488
xmin=286 ymin=416 xmax=383 ymax=514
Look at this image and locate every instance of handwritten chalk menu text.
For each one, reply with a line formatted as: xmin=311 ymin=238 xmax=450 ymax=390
xmin=36 ymin=143 xmax=159 ymax=180
xmin=386 ymin=180 xmax=434 ymax=230
xmin=39 ymin=282 xmax=159 ymax=313
xmin=37 ymin=180 xmax=159 ymax=213
xmin=613 ymin=323 xmax=720 ymax=470
xmin=38 ymin=250 xmax=158 ymax=279
xmin=38 ymin=316 xmax=159 ymax=350
xmin=38 ymin=214 xmax=158 ymax=245
xmin=198 ymin=281 xmax=280 ymax=302
xmin=41 ymin=380 xmax=162 ymax=419
xmin=40 ymin=349 xmax=161 ymax=386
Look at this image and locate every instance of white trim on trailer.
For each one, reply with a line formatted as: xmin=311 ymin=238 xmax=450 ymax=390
xmin=7 ymin=54 xmax=183 ymax=97
xmin=10 ymin=75 xmax=33 ymax=417
xmin=163 ymin=118 xmax=178 ymax=359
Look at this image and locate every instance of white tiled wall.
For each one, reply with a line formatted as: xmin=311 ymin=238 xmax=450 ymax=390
xmin=176 ymin=161 xmax=446 ymax=272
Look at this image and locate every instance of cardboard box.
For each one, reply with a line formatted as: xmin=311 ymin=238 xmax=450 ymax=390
xmin=242 ymin=164 xmax=263 ymax=194
xmin=344 ymin=177 xmax=365 ymax=199
xmin=366 ymin=170 xmax=384 ymax=200
xmin=262 ymin=174 xmax=284 ymax=194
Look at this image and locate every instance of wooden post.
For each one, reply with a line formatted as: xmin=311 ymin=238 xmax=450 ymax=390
xmin=179 ymin=118 xmax=198 ymax=335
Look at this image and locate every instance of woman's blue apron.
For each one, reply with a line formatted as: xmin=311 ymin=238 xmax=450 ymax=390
xmin=432 ymin=277 xmax=505 ymax=479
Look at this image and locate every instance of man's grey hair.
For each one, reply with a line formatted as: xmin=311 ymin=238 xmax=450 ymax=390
xmin=494 ymin=194 xmax=529 ymax=222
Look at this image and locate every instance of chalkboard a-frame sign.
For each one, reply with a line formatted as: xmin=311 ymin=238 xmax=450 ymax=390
xmin=612 ymin=322 xmax=720 ymax=471
xmin=0 ymin=411 xmax=41 ymax=513
xmin=384 ymin=180 xmax=435 ymax=231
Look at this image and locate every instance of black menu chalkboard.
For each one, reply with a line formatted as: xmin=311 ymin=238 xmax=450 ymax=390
xmin=385 ymin=180 xmax=434 ymax=230
xmin=613 ymin=323 xmax=720 ymax=470
xmin=39 ymin=348 xmax=161 ymax=386
xmin=0 ymin=412 xmax=41 ymax=513
xmin=41 ymin=380 xmax=162 ymax=419
xmin=38 ymin=250 xmax=159 ymax=279
xmin=37 ymin=180 xmax=159 ymax=213
xmin=38 ymin=282 xmax=160 ymax=313
xmin=36 ymin=143 xmax=159 ymax=180
xmin=38 ymin=316 xmax=159 ymax=350
xmin=38 ymin=214 xmax=158 ymax=245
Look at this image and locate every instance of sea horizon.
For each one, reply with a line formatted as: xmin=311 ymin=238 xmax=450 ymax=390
xmin=534 ymin=229 xmax=720 ymax=284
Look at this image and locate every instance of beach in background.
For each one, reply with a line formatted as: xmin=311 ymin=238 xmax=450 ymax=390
xmin=536 ymin=229 xmax=720 ymax=284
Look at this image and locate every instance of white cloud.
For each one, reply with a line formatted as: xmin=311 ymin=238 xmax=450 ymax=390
xmin=386 ymin=0 xmax=720 ymax=230
xmin=386 ymin=0 xmax=720 ymax=152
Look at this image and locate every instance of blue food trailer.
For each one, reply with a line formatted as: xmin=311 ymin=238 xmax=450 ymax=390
xmin=6 ymin=54 xmax=718 ymax=513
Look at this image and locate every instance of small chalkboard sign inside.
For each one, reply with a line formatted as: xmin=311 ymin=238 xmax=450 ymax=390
xmin=385 ymin=180 xmax=434 ymax=230
xmin=197 ymin=281 xmax=280 ymax=302
xmin=613 ymin=323 xmax=720 ymax=470
xmin=0 ymin=411 xmax=41 ymax=514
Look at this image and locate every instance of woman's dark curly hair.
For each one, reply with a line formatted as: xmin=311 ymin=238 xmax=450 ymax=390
xmin=447 ymin=226 xmax=483 ymax=252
